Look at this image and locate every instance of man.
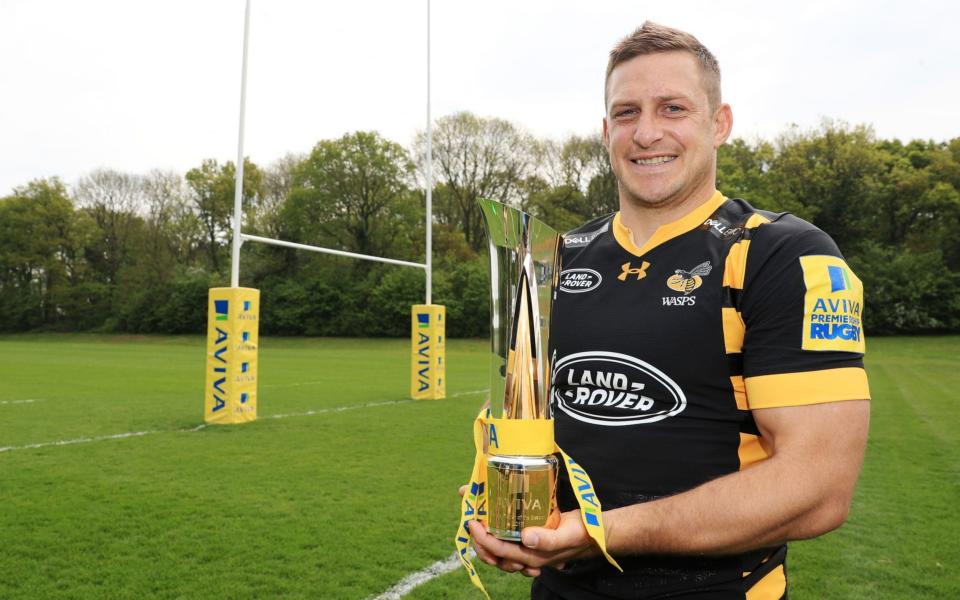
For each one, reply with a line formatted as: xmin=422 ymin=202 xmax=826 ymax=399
xmin=469 ymin=22 xmax=870 ymax=599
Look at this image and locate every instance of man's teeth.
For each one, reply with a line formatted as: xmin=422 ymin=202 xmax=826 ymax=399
xmin=632 ymin=156 xmax=676 ymax=165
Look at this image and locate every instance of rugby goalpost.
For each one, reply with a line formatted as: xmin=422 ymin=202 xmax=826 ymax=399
xmin=203 ymin=0 xmax=445 ymax=425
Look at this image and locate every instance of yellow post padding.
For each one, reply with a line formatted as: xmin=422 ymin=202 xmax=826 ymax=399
xmin=204 ymin=287 xmax=259 ymax=424
xmin=486 ymin=418 xmax=555 ymax=456
xmin=411 ymin=304 xmax=446 ymax=400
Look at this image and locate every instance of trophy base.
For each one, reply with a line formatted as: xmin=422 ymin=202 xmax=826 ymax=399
xmin=486 ymin=454 xmax=558 ymax=541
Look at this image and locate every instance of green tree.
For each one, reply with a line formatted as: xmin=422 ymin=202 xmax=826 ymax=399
xmin=764 ymin=122 xmax=886 ymax=251
xmin=255 ymin=153 xmax=303 ymax=240
xmin=139 ymin=170 xmax=202 ymax=281
xmin=0 ymin=179 xmax=95 ymax=330
xmin=898 ymin=139 xmax=960 ymax=269
xmin=185 ymin=158 xmax=262 ymax=273
xmin=848 ymin=242 xmax=960 ymax=334
xmin=716 ymin=138 xmax=774 ymax=207
xmin=527 ymin=181 xmax=592 ymax=233
xmin=286 ymin=132 xmax=418 ymax=261
xmin=558 ymin=133 xmax=618 ymax=219
xmin=415 ymin=112 xmax=537 ymax=250
xmin=72 ymin=169 xmax=144 ymax=286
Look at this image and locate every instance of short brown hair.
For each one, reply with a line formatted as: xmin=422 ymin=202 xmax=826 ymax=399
xmin=605 ymin=21 xmax=721 ymax=108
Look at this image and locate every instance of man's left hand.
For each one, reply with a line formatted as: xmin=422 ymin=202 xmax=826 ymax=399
xmin=468 ymin=510 xmax=599 ymax=577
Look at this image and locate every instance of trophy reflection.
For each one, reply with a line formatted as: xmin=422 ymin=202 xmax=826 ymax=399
xmin=479 ymin=199 xmax=561 ymax=541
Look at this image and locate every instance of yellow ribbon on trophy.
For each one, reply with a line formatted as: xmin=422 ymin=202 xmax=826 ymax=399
xmin=455 ymin=406 xmax=622 ymax=598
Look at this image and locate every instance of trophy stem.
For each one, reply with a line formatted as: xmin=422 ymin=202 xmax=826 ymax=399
xmin=486 ymin=454 xmax=558 ymax=541
xmin=503 ymin=267 xmax=542 ymax=420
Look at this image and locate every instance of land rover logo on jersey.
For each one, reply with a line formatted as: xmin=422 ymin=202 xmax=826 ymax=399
xmin=667 ymin=261 xmax=712 ymax=295
xmin=552 ymin=351 xmax=686 ymax=426
xmin=559 ymin=268 xmax=602 ymax=293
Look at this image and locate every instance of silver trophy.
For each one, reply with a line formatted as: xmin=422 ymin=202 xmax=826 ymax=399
xmin=479 ymin=199 xmax=562 ymax=541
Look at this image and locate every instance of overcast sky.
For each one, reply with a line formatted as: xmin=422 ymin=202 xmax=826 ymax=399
xmin=1 ymin=0 xmax=956 ymax=195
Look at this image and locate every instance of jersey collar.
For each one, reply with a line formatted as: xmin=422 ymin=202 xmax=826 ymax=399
xmin=612 ymin=190 xmax=727 ymax=257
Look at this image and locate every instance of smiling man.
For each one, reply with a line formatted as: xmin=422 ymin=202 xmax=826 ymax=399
xmin=469 ymin=22 xmax=871 ymax=599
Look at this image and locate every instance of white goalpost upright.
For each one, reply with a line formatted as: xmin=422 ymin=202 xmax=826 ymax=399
xmin=424 ymin=0 xmax=433 ymax=306
xmin=229 ymin=0 xmax=251 ymax=291
xmin=203 ymin=0 xmax=445 ymax=426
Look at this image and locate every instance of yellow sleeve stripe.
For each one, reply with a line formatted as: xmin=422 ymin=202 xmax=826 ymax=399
xmin=722 ymin=239 xmax=750 ymax=290
xmin=746 ymin=564 xmax=786 ymax=600
xmin=744 ymin=213 xmax=771 ymax=229
xmin=730 ymin=375 xmax=747 ymax=410
xmin=745 ymin=368 xmax=871 ymax=408
xmin=720 ymin=212 xmax=769 ymax=290
xmin=738 ymin=432 xmax=769 ymax=470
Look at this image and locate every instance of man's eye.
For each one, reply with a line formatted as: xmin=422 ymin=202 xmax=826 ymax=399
xmin=615 ymin=109 xmax=637 ymax=118
xmin=665 ymin=105 xmax=684 ymax=114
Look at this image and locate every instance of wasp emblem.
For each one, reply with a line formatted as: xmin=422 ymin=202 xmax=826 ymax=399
xmin=666 ymin=261 xmax=712 ymax=295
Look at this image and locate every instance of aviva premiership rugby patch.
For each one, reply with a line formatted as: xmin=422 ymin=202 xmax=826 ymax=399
xmin=799 ymin=255 xmax=865 ymax=353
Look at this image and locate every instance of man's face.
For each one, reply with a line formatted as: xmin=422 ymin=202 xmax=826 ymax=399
xmin=603 ymin=51 xmax=732 ymax=211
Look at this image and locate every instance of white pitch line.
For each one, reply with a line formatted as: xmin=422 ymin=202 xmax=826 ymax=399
xmin=263 ymin=388 xmax=487 ymax=419
xmin=450 ymin=388 xmax=488 ymax=398
xmin=260 ymin=380 xmax=490 ymax=394
xmin=0 ymin=399 xmax=44 ymax=405
xmin=368 ymin=551 xmax=468 ymax=600
xmin=0 ymin=389 xmax=490 ymax=454
xmin=0 ymin=391 xmax=489 ymax=454
xmin=265 ymin=399 xmax=412 ymax=419
xmin=0 ymin=430 xmax=156 ymax=453
xmin=260 ymin=379 xmax=329 ymax=389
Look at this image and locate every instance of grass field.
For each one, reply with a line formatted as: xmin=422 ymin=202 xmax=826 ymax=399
xmin=0 ymin=334 xmax=957 ymax=599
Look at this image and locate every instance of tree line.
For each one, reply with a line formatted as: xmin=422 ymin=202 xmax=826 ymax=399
xmin=1 ymin=113 xmax=958 ymax=337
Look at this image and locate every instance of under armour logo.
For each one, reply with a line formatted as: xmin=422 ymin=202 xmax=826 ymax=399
xmin=618 ymin=261 xmax=650 ymax=281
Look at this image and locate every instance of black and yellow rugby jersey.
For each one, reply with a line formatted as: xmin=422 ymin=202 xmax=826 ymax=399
xmin=540 ymin=191 xmax=870 ymax=600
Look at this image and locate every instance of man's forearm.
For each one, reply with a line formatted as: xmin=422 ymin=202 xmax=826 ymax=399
xmin=603 ymin=400 xmax=870 ymax=556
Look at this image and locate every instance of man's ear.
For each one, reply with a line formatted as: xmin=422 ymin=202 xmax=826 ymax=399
xmin=714 ymin=104 xmax=733 ymax=148
xmin=602 ymin=117 xmax=611 ymax=150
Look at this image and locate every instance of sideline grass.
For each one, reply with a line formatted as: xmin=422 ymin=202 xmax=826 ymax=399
xmin=0 ymin=335 xmax=957 ymax=598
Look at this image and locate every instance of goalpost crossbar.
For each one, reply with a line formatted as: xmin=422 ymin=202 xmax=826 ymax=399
xmin=240 ymin=233 xmax=428 ymax=270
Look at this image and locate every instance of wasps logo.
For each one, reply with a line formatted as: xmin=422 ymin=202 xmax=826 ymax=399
xmin=666 ymin=261 xmax=712 ymax=295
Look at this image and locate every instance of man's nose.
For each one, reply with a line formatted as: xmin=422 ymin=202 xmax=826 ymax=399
xmin=632 ymin=112 xmax=663 ymax=148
